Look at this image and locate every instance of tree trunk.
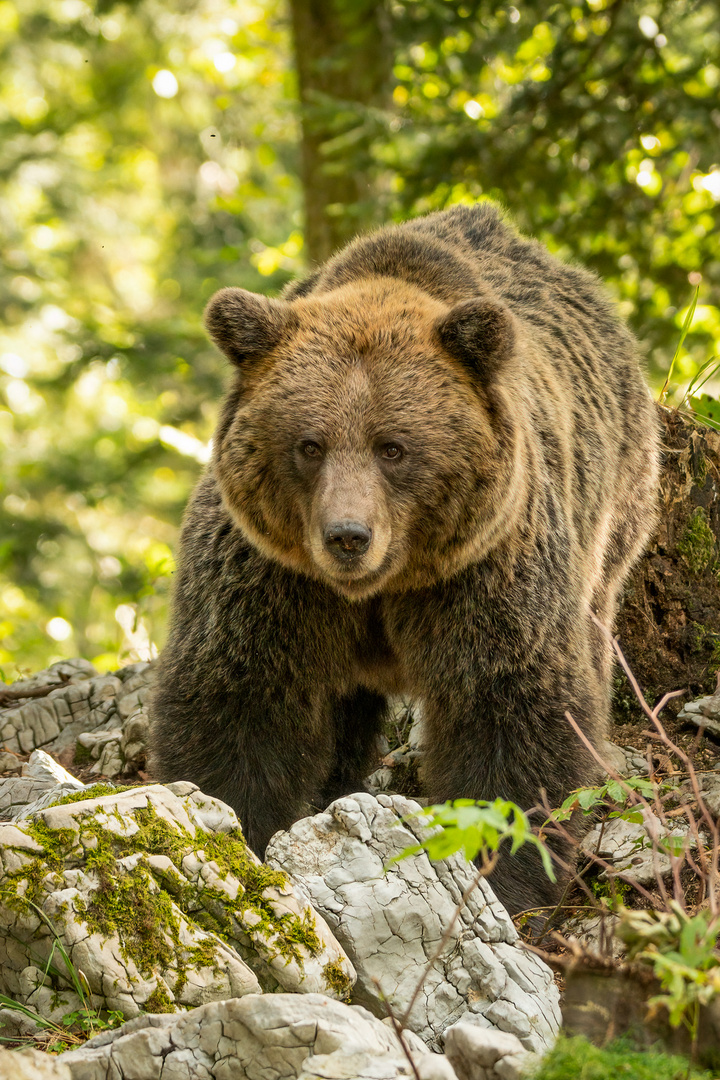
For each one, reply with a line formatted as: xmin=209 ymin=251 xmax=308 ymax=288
xmin=288 ymin=0 xmax=393 ymax=264
xmin=615 ymin=406 xmax=720 ymax=715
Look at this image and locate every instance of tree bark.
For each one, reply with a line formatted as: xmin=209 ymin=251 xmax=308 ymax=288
xmin=288 ymin=0 xmax=393 ymax=264
xmin=616 ymin=406 xmax=720 ymax=712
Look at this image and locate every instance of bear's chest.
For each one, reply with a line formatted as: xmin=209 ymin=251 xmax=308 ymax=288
xmin=351 ymin=598 xmax=409 ymax=696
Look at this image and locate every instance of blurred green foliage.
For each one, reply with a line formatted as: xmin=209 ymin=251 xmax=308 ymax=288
xmin=384 ymin=0 xmax=720 ymax=381
xmin=0 ymin=0 xmax=302 ymax=671
xmin=1 ymin=0 xmax=719 ymax=672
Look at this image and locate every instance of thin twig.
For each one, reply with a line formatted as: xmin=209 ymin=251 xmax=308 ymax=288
xmin=0 ymin=682 xmax=66 ymax=706
xmin=590 ymin=612 xmax=719 ymax=917
xmin=538 ymin=790 xmax=656 ymax=905
xmin=563 ymin=708 xmax=675 ymax=902
xmin=371 ymin=981 xmax=421 ymax=1080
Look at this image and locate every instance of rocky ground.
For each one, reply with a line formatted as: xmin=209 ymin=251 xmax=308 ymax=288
xmin=2 ymin=410 xmax=718 ymax=1077
xmin=0 ymin=658 xmax=570 ymax=1080
xmin=0 ymin=656 xmax=716 ymax=1080
xmin=2 ymin=656 xmax=720 ymax=1078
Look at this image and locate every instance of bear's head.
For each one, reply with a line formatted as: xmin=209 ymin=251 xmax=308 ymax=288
xmin=204 ymin=278 xmax=524 ymax=599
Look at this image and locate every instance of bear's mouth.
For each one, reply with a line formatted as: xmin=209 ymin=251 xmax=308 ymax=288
xmin=317 ymin=553 xmax=396 ymax=599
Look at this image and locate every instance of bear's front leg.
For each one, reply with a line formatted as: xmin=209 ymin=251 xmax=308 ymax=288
xmin=150 ymin=646 xmax=339 ymax=855
xmin=387 ymin=579 xmax=605 ymax=918
xmin=149 ymin=516 xmax=360 ymax=856
xmin=422 ymin=658 xmax=603 ymax=917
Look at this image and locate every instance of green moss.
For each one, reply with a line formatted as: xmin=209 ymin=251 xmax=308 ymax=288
xmin=0 ymin=819 xmax=78 ymax=912
xmin=1 ymin=792 xmax=325 ymax=1012
xmin=322 ymin=959 xmax=352 ymax=1002
xmin=532 ymin=1035 xmax=713 ymax=1080
xmin=590 ymin=875 xmax=631 ymax=908
xmin=278 ymin=908 xmax=321 ymax=961
xmin=25 ymin=820 xmax=77 ymax=873
xmin=677 ymin=507 xmax=717 ymax=575
xmin=49 ymin=783 xmax=129 ymax=806
xmin=144 ymin=984 xmax=175 ymax=1014
xmin=711 ymin=639 xmax=720 ymax=676
xmin=188 ymin=939 xmax=222 ymax=970
xmin=75 ymin=859 xmax=177 ymax=976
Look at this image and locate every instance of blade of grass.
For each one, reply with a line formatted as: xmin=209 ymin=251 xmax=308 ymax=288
xmin=678 ymin=407 xmax=720 ymax=433
xmin=683 ymin=355 xmax=720 ymax=401
xmin=0 ymin=994 xmax=56 ymax=1029
xmin=659 ymin=286 xmax=700 ymax=403
xmin=18 ymin=898 xmax=89 ymax=1006
xmin=5 ymin=927 xmax=73 ymax=987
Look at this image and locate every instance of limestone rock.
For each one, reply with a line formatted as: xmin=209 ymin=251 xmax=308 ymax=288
xmin=0 ymin=751 xmax=21 ymax=774
xmin=561 ymin=910 xmax=622 ymax=959
xmin=0 ymin=752 xmax=85 ymax=821
xmin=0 ymin=1047 xmax=71 ymax=1079
xmin=0 ymin=784 xmax=354 ymax=1023
xmin=299 ymin=1050 xmax=458 ymax=1080
xmin=580 ymin=807 xmax=694 ymax=885
xmin=0 ymin=1004 xmax=44 ymax=1041
xmin=0 ymin=777 xmax=67 ymax=817
xmin=678 ymin=690 xmax=720 ymax=736
xmin=599 ymin=741 xmax=648 ymax=778
xmin=266 ymin=792 xmax=560 ymax=1052
xmin=697 ymin=770 xmax=720 ymax=817
xmin=445 ymin=1023 xmax=540 ymax=1080
xmin=58 ymin=994 xmax=440 ymax=1080
xmin=0 ymin=660 xmax=154 ymax=772
xmin=2 ymin=659 xmax=97 ymax=698
xmin=599 ymin=740 xmax=628 ymax=777
xmin=11 ymin=783 xmax=98 ymax=821
xmin=0 ymin=673 xmax=122 ymax=756
xmin=367 ymin=701 xmax=425 ymax=797
xmin=22 ymin=749 xmax=84 ymax=788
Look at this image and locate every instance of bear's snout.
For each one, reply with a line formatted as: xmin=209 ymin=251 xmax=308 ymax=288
xmin=323 ymin=520 xmax=372 ymax=561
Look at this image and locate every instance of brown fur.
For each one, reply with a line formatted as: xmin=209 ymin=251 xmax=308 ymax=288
xmin=149 ymin=203 xmax=659 ymax=915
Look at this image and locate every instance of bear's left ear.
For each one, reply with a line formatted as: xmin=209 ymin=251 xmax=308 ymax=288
xmin=435 ymin=298 xmax=516 ymax=380
xmin=204 ymin=287 xmax=291 ymax=366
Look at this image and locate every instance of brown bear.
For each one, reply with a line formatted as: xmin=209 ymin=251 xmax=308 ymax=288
xmin=149 ymin=202 xmax=659 ymax=916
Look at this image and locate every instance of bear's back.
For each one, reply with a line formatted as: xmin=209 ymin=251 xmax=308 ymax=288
xmin=291 ymin=204 xmax=631 ymax=373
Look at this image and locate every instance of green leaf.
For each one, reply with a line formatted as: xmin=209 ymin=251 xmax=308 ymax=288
xmin=577 ymin=786 xmax=604 ymax=811
xmin=605 ymin=779 xmax=627 ymax=804
xmin=660 ymin=285 xmax=699 ymax=402
xmin=393 ymin=799 xmax=555 ymax=884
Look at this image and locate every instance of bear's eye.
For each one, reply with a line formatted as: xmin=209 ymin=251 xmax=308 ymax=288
xmin=302 ymin=440 xmax=323 ymax=459
xmin=381 ymin=444 xmax=402 ymax=460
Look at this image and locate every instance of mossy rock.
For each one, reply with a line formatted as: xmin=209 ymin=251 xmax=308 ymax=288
xmin=0 ymin=783 xmax=355 ymax=1023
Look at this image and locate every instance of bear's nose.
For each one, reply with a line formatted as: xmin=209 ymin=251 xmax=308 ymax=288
xmin=323 ymin=521 xmax=372 ymax=560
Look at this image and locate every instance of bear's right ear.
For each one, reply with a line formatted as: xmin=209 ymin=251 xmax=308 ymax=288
xmin=435 ymin=298 xmax=515 ymax=381
xmin=204 ymin=288 xmax=291 ymax=366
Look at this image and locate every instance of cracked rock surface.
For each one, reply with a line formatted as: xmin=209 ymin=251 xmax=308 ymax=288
xmin=58 ymin=994 xmax=440 ymax=1080
xmin=0 ymin=783 xmax=354 ymax=1022
xmin=0 ymin=660 xmax=153 ymax=776
xmin=0 ymin=750 xmax=86 ymax=820
xmin=266 ymin=792 xmax=560 ymax=1052
xmin=444 ymin=1023 xmax=540 ymax=1080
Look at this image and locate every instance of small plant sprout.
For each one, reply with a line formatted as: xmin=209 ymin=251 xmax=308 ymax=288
xmin=552 ymin=775 xmax=658 ymax=825
xmin=659 ymin=284 xmax=720 ymax=432
xmin=660 ymin=285 xmax=699 ymax=403
xmin=395 ymin=797 xmax=555 ymax=881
